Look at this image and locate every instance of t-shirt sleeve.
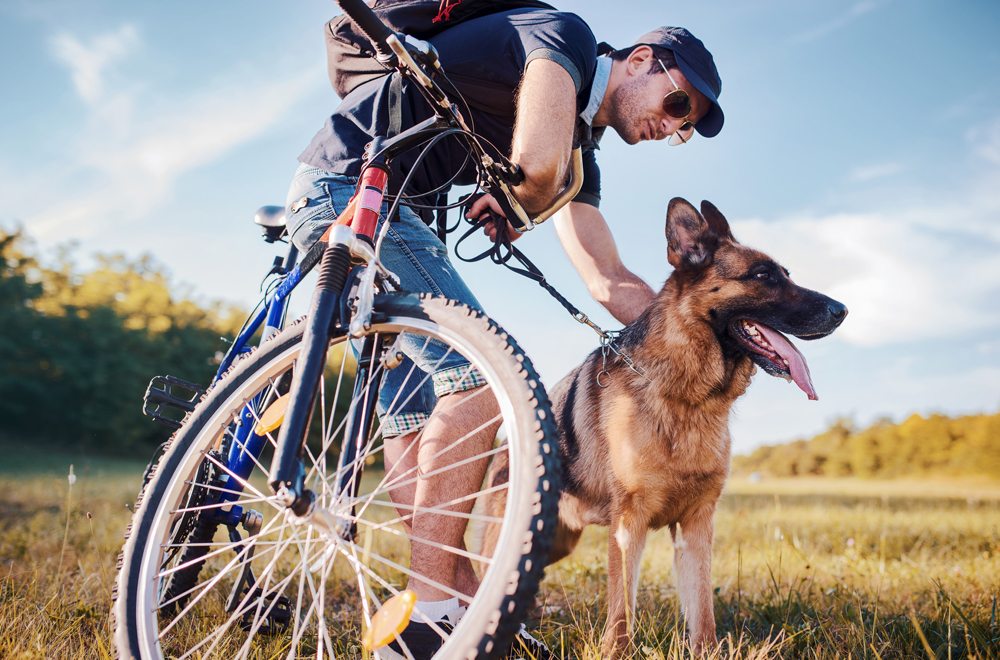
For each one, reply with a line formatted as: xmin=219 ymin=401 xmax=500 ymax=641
xmin=572 ymin=144 xmax=601 ymax=208
xmin=519 ymin=12 xmax=597 ymax=94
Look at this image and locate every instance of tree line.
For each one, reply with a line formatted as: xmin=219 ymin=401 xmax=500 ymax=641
xmin=732 ymin=411 xmax=1000 ymax=480
xmin=1 ymin=229 xmax=246 ymax=453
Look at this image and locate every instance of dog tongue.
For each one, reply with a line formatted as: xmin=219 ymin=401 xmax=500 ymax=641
xmin=755 ymin=324 xmax=818 ymax=400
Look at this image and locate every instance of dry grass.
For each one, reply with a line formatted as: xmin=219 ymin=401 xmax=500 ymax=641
xmin=0 ymin=448 xmax=997 ymax=658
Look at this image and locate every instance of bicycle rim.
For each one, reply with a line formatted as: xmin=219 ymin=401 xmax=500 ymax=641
xmin=116 ymin=294 xmax=559 ymax=659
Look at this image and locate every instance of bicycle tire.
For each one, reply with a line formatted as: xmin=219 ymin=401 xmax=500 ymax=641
xmin=114 ymin=292 xmax=560 ymax=659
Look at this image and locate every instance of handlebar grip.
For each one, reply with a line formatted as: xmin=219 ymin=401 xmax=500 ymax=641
xmin=336 ymin=0 xmax=395 ymax=55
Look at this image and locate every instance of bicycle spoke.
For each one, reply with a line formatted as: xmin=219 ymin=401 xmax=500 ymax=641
xmin=170 ymin=494 xmax=274 ymax=516
xmin=327 ymin=368 xmax=497 ymax=528
xmin=177 ymin=522 xmax=302 ymax=659
xmin=348 ymin=514 xmax=493 ymax=565
xmin=182 ymin=480 xmax=269 ymax=501
xmin=285 ymin=526 xmax=321 ymax=658
xmin=333 ymin=539 xmax=451 ymax=641
xmin=351 ymin=362 xmax=490 ymax=503
xmin=203 ymin=452 xmax=270 ymax=501
xmin=336 ymin=536 xmax=471 ymax=603
xmin=367 ymin=437 xmax=505 ymax=505
xmin=311 ymin=334 xmax=442 ymax=494
xmin=348 ymin=481 xmax=507 ymax=531
xmin=230 ymin=526 xmax=301 ymax=660
xmin=156 ymin=510 xmax=289 ymax=612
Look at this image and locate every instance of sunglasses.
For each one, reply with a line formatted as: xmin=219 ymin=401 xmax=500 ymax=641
xmin=656 ymin=58 xmax=696 ymax=146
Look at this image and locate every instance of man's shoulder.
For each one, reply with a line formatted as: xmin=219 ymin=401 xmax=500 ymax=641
xmin=505 ymin=8 xmax=596 ymax=43
xmin=454 ymin=7 xmax=595 ymax=47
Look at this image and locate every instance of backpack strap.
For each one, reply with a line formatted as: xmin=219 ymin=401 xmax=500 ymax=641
xmin=596 ymin=41 xmax=615 ymax=56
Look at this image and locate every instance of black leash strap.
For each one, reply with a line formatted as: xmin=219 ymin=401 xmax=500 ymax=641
xmin=454 ymin=194 xmax=646 ymax=383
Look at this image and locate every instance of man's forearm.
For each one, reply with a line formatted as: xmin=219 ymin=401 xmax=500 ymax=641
xmin=592 ymin=271 xmax=656 ymax=325
xmin=554 ymin=202 xmax=657 ymax=326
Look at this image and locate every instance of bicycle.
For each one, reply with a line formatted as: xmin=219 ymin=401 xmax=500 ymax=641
xmin=113 ymin=1 xmax=584 ymax=657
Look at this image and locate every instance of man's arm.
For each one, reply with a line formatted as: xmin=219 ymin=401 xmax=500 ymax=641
xmin=465 ymin=57 xmax=579 ymax=231
xmin=510 ymin=58 xmax=578 ymax=213
xmin=554 ymin=201 xmax=656 ymax=325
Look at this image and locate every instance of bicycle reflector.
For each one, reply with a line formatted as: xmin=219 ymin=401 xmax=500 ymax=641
xmin=363 ymin=589 xmax=417 ymax=651
xmin=254 ymin=393 xmax=290 ymax=436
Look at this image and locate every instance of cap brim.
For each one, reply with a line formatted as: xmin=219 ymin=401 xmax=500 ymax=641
xmin=674 ymin=53 xmax=724 ymax=138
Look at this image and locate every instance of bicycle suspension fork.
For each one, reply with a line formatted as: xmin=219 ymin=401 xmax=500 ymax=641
xmin=269 ymin=162 xmax=389 ymax=516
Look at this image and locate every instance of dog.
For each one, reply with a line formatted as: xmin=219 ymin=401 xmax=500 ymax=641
xmin=485 ymin=197 xmax=847 ymax=657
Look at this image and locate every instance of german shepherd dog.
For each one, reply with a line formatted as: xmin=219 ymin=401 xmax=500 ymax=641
xmin=486 ymin=197 xmax=847 ymax=657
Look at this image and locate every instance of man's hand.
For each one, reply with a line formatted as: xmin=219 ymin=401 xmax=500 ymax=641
xmin=465 ymin=193 xmax=522 ymax=243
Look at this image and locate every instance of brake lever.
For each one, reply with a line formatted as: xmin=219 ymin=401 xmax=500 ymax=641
xmin=401 ymin=34 xmax=441 ymax=72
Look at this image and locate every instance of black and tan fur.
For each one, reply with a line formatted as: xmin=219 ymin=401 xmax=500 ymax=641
xmin=486 ymin=198 xmax=847 ymax=657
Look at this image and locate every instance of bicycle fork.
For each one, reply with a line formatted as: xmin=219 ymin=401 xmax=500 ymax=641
xmin=269 ymin=162 xmax=389 ymax=521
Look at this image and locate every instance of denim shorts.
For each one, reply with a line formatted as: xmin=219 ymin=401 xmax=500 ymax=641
xmin=284 ymin=162 xmax=486 ymax=437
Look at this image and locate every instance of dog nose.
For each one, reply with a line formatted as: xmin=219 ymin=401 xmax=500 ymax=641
xmin=828 ymin=300 xmax=848 ymax=322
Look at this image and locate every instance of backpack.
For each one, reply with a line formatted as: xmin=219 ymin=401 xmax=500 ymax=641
xmin=325 ymin=0 xmax=556 ymax=98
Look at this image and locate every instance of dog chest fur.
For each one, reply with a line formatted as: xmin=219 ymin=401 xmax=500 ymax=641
xmin=551 ymin=356 xmax=733 ymax=533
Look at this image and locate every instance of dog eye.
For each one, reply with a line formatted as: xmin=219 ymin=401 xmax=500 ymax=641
xmin=754 ymin=271 xmax=771 ymax=281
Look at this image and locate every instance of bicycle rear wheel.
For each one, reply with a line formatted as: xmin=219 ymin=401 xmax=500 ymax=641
xmin=114 ymin=293 xmax=560 ymax=659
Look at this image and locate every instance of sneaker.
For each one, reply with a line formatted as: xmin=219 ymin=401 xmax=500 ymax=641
xmin=375 ymin=619 xmax=454 ymax=660
xmin=376 ymin=619 xmax=552 ymax=660
xmin=506 ymin=624 xmax=555 ymax=659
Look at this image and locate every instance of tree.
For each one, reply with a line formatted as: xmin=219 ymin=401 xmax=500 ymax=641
xmin=0 ymin=228 xmax=246 ymax=453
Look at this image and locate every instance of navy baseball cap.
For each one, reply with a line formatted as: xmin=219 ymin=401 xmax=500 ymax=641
xmin=633 ymin=27 xmax=724 ymax=138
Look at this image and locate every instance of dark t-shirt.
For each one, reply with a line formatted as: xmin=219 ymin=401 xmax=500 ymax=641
xmin=299 ymin=8 xmax=603 ymax=208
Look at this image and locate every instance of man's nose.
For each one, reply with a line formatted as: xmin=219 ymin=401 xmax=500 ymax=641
xmin=662 ymin=116 xmax=683 ymax=137
xmin=655 ymin=117 xmax=672 ymax=140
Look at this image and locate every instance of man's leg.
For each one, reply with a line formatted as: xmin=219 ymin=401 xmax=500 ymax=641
xmin=285 ymin=165 xmax=495 ymax=604
xmin=402 ymin=385 xmax=499 ymax=602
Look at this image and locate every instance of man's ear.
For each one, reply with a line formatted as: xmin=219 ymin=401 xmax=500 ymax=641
xmin=625 ymin=44 xmax=655 ymax=75
xmin=665 ymin=197 xmax=723 ymax=270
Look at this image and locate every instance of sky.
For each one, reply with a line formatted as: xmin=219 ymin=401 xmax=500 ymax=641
xmin=2 ymin=0 xmax=999 ymax=454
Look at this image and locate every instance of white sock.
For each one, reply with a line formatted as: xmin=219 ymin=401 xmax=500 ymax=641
xmin=413 ymin=597 xmax=464 ymax=624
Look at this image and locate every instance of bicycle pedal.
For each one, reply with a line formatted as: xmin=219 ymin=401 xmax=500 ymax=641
xmin=143 ymin=375 xmax=206 ymax=430
xmin=238 ymin=586 xmax=292 ymax=634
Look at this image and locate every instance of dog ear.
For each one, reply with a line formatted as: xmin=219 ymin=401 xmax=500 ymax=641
xmin=700 ymin=200 xmax=736 ymax=243
xmin=665 ymin=197 xmax=721 ymax=270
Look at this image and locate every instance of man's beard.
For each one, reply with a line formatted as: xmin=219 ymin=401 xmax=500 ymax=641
xmin=607 ymin=76 xmax=647 ymax=145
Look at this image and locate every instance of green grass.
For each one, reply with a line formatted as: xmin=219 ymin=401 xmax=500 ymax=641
xmin=0 ymin=447 xmax=997 ymax=658
xmin=537 ymin=478 xmax=1000 ymax=658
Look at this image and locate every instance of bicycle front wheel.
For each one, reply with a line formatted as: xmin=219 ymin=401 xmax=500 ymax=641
xmin=114 ymin=293 xmax=560 ymax=659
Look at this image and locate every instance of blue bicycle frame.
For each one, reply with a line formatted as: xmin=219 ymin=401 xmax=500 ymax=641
xmin=192 ymin=237 xmax=308 ymax=528
xmin=150 ymin=235 xmax=310 ymax=527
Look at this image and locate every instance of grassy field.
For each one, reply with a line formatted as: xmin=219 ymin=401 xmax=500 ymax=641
xmin=0 ymin=446 xmax=997 ymax=658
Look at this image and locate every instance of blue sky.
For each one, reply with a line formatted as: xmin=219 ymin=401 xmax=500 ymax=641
xmin=2 ymin=0 xmax=999 ymax=453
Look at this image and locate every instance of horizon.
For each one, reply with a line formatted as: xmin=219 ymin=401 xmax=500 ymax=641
xmin=2 ymin=0 xmax=999 ymax=453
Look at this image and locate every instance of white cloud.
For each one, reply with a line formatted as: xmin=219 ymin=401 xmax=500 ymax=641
xmin=49 ymin=24 xmax=138 ymax=105
xmin=847 ymin=161 xmax=903 ymax=183
xmin=26 ymin=26 xmax=323 ymax=242
xmin=788 ymin=0 xmax=888 ymax=45
xmin=968 ymin=117 xmax=1000 ymax=166
xmin=733 ymin=176 xmax=1000 ymax=348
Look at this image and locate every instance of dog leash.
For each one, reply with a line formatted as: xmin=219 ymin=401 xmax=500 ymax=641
xmin=454 ymin=196 xmax=647 ymax=386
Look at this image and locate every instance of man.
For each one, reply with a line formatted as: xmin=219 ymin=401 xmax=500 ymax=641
xmin=284 ymin=8 xmax=723 ymax=657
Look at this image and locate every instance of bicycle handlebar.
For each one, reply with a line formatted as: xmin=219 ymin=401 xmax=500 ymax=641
xmin=333 ymin=0 xmax=582 ymax=232
xmin=335 ymin=0 xmax=396 ymax=59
